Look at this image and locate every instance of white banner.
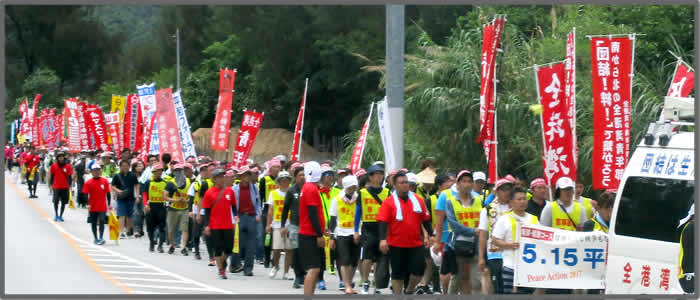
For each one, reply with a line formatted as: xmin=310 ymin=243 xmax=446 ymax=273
xmin=173 ymin=90 xmax=197 ymax=161
xmin=137 ymin=83 xmax=159 ymax=154
xmin=377 ymin=97 xmax=396 ymax=171
xmin=605 ymin=247 xmax=684 ymax=294
xmin=514 ymin=224 xmax=607 ymax=289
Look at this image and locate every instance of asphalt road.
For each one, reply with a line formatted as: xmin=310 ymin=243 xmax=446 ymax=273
xmin=4 ymin=170 xmax=350 ymax=295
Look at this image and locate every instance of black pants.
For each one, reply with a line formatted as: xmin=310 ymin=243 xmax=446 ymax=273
xmin=192 ymin=216 xmax=203 ymax=254
xmin=293 ymin=245 xmax=305 ymax=279
xmin=147 ymin=205 xmax=167 ymax=247
xmin=27 ymin=176 xmax=37 ymax=195
xmin=487 ymin=259 xmax=504 ymax=294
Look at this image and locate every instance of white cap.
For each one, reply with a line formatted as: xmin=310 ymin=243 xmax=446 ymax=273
xmin=406 ymin=172 xmax=418 ymax=184
xmin=342 ymin=175 xmax=358 ymax=189
xmin=274 ymin=155 xmax=287 ymax=162
xmin=90 ymin=164 xmax=102 ymax=171
xmin=304 ymin=161 xmax=322 ymax=183
xmin=556 ymin=177 xmax=575 ymax=190
xmin=276 ymin=171 xmax=292 ymax=182
xmin=473 ymin=171 xmax=486 ymax=182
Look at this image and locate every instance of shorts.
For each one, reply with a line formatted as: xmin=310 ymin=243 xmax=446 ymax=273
xmin=272 ymin=228 xmax=292 ymax=250
xmin=210 ymin=229 xmax=234 ymax=257
xmin=360 ymin=227 xmax=380 ymax=261
xmin=167 ymin=209 xmax=189 ymax=233
xmin=389 ymin=246 xmax=426 ymax=280
xmin=117 ymin=199 xmax=135 ymax=218
xmin=441 ymin=246 xmax=458 ymax=275
xmin=336 ymin=235 xmax=360 ymax=267
xmin=287 ymin=224 xmax=299 ymax=249
xmin=52 ymin=188 xmax=69 ymax=204
xmin=503 ymin=266 xmax=534 ymax=294
xmin=298 ymin=234 xmax=324 ymax=271
xmin=88 ymin=211 xmax=107 ymax=224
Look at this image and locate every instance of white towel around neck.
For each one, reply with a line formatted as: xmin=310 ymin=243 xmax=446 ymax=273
xmin=393 ymin=191 xmax=422 ymax=221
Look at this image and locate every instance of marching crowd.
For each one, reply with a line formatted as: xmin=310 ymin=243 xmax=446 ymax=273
xmin=3 ymin=143 xmax=693 ymax=295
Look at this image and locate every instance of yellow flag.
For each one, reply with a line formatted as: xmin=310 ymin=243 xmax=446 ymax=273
xmin=324 ymin=235 xmax=331 ymax=271
xmin=233 ymin=224 xmax=240 ymax=253
xmin=68 ymin=190 xmax=76 ymax=209
xmin=109 ymin=211 xmax=120 ymax=240
xmin=111 ymin=95 xmax=126 ymax=122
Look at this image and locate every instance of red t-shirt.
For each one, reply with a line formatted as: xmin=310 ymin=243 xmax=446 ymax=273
xmin=24 ymin=154 xmax=41 ymax=170
xmin=19 ymin=152 xmax=27 ymax=165
xmin=202 ymin=186 xmax=236 ymax=230
xmin=82 ymin=177 xmax=111 ymax=212
xmin=299 ymin=182 xmax=325 ymax=236
xmin=377 ymin=193 xmax=430 ymax=248
xmin=237 ymin=184 xmax=255 ymax=215
xmin=50 ymin=163 xmax=74 ymax=189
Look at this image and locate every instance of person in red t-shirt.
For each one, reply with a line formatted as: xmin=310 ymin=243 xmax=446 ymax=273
xmin=82 ymin=164 xmax=111 ymax=245
xmin=23 ymin=146 xmax=41 ymax=198
xmin=377 ymin=171 xmax=434 ymax=295
xmin=297 ymin=161 xmax=328 ymax=295
xmin=202 ymin=169 xmax=237 ymax=280
xmin=48 ymin=151 xmax=74 ymax=222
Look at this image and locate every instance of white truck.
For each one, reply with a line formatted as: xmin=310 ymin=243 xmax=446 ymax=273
xmin=605 ymin=96 xmax=695 ymax=294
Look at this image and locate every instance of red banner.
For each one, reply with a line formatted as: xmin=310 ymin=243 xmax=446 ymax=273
xmin=591 ymin=36 xmax=633 ymax=190
xmin=19 ymin=98 xmax=30 ymax=138
xmin=31 ymin=94 xmax=42 ymax=147
xmin=77 ymin=102 xmax=90 ymax=151
xmin=139 ymin=114 xmax=157 ymax=162
xmin=349 ymin=104 xmax=374 ymax=172
xmin=290 ymin=78 xmax=309 ymax=162
xmin=55 ymin=113 xmax=63 ymax=148
xmin=105 ymin=112 xmax=121 ymax=156
xmin=536 ymin=63 xmax=577 ymax=190
xmin=565 ymin=30 xmax=577 ymax=167
xmin=231 ymin=111 xmax=264 ymax=168
xmin=122 ymin=94 xmax=142 ymax=152
xmin=86 ymin=104 xmax=110 ymax=151
xmin=667 ymin=61 xmax=694 ymax=98
xmin=64 ymin=99 xmax=81 ymax=153
xmin=155 ymin=88 xmax=185 ymax=163
xmin=38 ymin=109 xmax=49 ymax=147
xmin=211 ymin=69 xmax=236 ymax=151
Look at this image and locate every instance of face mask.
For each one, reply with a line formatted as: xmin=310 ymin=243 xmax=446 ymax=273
xmin=174 ymin=170 xmax=186 ymax=187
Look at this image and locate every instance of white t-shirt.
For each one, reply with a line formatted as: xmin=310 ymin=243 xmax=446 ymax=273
xmin=539 ymin=200 xmax=588 ymax=228
xmin=329 ymin=191 xmax=356 ymax=237
xmin=492 ymin=212 xmax=534 ymax=269
xmin=267 ymin=189 xmax=286 ymax=229
xmin=477 ymin=200 xmax=511 ymax=257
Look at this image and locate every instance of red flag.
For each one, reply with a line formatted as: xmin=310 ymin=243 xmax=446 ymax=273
xmin=290 ymin=78 xmax=309 ymax=162
xmin=19 ymin=98 xmax=30 ymax=138
xmin=55 ymin=113 xmax=63 ymax=148
xmin=536 ymin=63 xmax=577 ymax=191
xmin=565 ymin=29 xmax=577 ymax=166
xmin=591 ymin=36 xmax=633 ymax=190
xmin=667 ymin=61 xmax=694 ymax=98
xmin=349 ymin=104 xmax=374 ymax=172
xmin=47 ymin=108 xmax=57 ymax=148
xmin=123 ymin=94 xmax=143 ymax=152
xmin=86 ymin=104 xmax=110 ymax=151
xmin=38 ymin=109 xmax=49 ymax=147
xmin=155 ymin=88 xmax=185 ymax=163
xmin=105 ymin=112 xmax=121 ymax=156
xmin=211 ymin=69 xmax=236 ymax=151
xmin=139 ymin=114 xmax=157 ymax=162
xmin=77 ymin=101 xmax=90 ymax=151
xmin=31 ymin=94 xmax=42 ymax=147
xmin=64 ymin=99 xmax=82 ymax=153
xmin=231 ymin=111 xmax=264 ymax=168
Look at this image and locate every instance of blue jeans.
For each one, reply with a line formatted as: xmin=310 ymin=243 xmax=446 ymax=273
xmin=231 ymin=215 xmax=258 ymax=273
xmin=256 ymin=220 xmax=264 ymax=260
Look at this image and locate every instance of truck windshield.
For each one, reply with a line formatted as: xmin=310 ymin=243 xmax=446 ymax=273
xmin=614 ymin=176 xmax=694 ymax=243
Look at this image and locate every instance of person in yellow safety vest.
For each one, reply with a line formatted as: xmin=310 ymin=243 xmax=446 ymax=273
xmin=266 ymin=171 xmax=293 ymax=280
xmin=677 ymin=203 xmax=695 ymax=294
xmin=575 ymin=178 xmax=597 ymax=220
xmin=329 ymin=175 xmax=361 ymax=295
xmin=189 ymin=163 xmax=214 ymax=261
xmin=526 ymin=178 xmax=548 ymax=219
xmin=355 ymin=165 xmax=391 ymax=295
xmin=100 ymin=152 xmax=117 ymax=179
xmin=414 ymin=169 xmax=439 ymax=295
xmin=260 ymin=159 xmax=281 ymax=269
xmin=142 ymin=163 xmax=168 ymax=253
xmin=439 ymin=170 xmax=483 ymax=295
xmin=333 ymin=168 xmax=351 ymax=196
xmin=316 ymin=165 xmax=336 ymax=290
xmin=492 ymin=187 xmax=538 ymax=294
xmin=477 ymin=177 xmax=514 ymax=295
xmin=164 ymin=164 xmax=192 ymax=255
xmin=582 ymin=191 xmax=614 ymax=295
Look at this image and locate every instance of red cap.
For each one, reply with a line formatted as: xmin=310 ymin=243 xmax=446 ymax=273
xmin=495 ymin=178 xmax=514 ymax=190
xmin=354 ymin=169 xmax=367 ymax=177
xmin=529 ymin=178 xmax=547 ymax=189
xmin=456 ymin=170 xmax=472 ymax=181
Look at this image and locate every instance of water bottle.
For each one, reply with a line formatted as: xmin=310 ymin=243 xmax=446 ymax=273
xmin=265 ymin=233 xmax=271 ymax=247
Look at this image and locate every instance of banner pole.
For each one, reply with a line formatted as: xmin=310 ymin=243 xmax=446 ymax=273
xmin=533 ymin=65 xmax=554 ymax=201
xmin=570 ymin=27 xmax=578 ymax=169
xmin=299 ymin=78 xmax=309 ymax=160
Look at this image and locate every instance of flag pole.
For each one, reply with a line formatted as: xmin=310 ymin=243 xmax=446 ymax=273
xmin=533 ymin=65 xmax=554 ymax=202
xmin=299 ymin=78 xmax=309 ymax=160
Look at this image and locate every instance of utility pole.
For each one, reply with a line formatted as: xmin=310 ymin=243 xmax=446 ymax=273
xmin=175 ymin=28 xmax=181 ymax=91
xmin=386 ymin=4 xmax=405 ymax=169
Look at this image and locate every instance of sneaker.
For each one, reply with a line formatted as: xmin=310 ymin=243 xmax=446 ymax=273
xmin=94 ymin=239 xmax=100 ymax=245
xmin=98 ymin=239 xmax=106 ymax=245
xmin=415 ymin=286 xmax=426 ymax=295
xmin=256 ymin=259 xmax=264 ymax=265
xmin=59 ymin=216 xmax=65 ymax=222
xmin=269 ymin=267 xmax=279 ymax=279
xmin=149 ymin=244 xmax=155 ymax=252
xmin=232 ymin=265 xmax=244 ymax=273
xmin=157 ymin=246 xmax=164 ymax=253
xmin=244 ymin=271 xmax=254 ymax=277
xmin=208 ymin=260 xmax=216 ymax=267
xmin=120 ymin=233 xmax=127 ymax=239
xmin=293 ymin=279 xmax=302 ymax=289
xmin=339 ymin=282 xmax=345 ymax=291
xmin=361 ymin=281 xmax=370 ymax=295
xmin=318 ymin=280 xmax=327 ymax=290
xmin=54 ymin=216 xmax=59 ymax=222
xmin=181 ymin=248 xmax=189 ymax=256
xmin=194 ymin=253 xmax=202 ymax=260
xmin=374 ymin=289 xmax=382 ymax=295
xmin=219 ymin=270 xmax=228 ymax=280
xmin=282 ymin=272 xmax=291 ymax=280
xmin=168 ymin=247 xmax=175 ymax=254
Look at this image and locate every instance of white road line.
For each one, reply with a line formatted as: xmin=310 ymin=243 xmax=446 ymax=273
xmin=82 ymin=253 xmax=115 ymax=257
xmin=125 ymin=283 xmax=211 ymax=291
xmin=98 ymin=265 xmax=152 ymax=269
xmin=112 ymin=277 xmax=194 ymax=284
xmin=103 ymin=271 xmax=168 ymax=275
xmin=92 ymin=259 xmax=132 ymax=263
xmin=130 ymin=290 xmax=165 ymax=294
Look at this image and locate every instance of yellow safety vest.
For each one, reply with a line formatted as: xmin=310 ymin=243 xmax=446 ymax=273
xmin=580 ymin=197 xmax=594 ymax=220
xmin=591 ymin=218 xmax=609 ymax=234
xmin=551 ymin=201 xmax=582 ymax=231
xmin=507 ymin=211 xmax=539 ymax=241
xmin=170 ymin=178 xmax=191 ymax=210
xmin=527 ymin=191 xmax=533 ymax=201
xmin=679 ymin=220 xmax=691 ymax=278
xmin=261 ymin=176 xmax=279 ymax=203
xmin=335 ymin=195 xmax=357 ymax=229
xmin=360 ymin=188 xmax=390 ymax=223
xmin=148 ymin=179 xmax=167 ymax=204
xmin=445 ymin=189 xmax=482 ymax=229
xmin=194 ymin=178 xmax=213 ymax=206
xmin=429 ymin=194 xmax=438 ymax=226
xmin=271 ymin=189 xmax=286 ymax=222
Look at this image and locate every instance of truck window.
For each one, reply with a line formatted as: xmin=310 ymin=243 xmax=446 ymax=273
xmin=614 ymin=176 xmax=694 ymax=243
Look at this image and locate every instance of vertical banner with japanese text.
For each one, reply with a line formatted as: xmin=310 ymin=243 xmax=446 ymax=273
xmin=565 ymin=29 xmax=578 ymax=166
xmin=86 ymin=105 xmax=110 ymax=151
xmin=290 ymin=78 xmax=308 ymax=161
xmin=591 ymin=36 xmax=633 ymax=190
xmin=536 ymin=63 xmax=576 ymax=190
xmin=349 ymin=104 xmax=374 ymax=172
xmin=105 ymin=112 xmax=122 ymax=156
xmin=155 ymin=88 xmax=185 ymax=163
xmin=123 ymin=94 xmax=143 ymax=152
xmin=77 ymin=101 xmax=90 ymax=151
xmin=19 ymin=99 xmax=30 ymax=139
xmin=173 ymin=90 xmax=197 ymax=161
xmin=110 ymin=95 xmax=126 ymax=147
xmin=31 ymin=94 xmax=42 ymax=147
xmin=377 ymin=98 xmax=396 ymax=172
xmin=38 ymin=109 xmax=49 ymax=147
xmin=54 ymin=113 xmax=63 ymax=148
xmin=211 ymin=69 xmax=236 ymax=151
xmin=137 ymin=83 xmax=159 ymax=154
xmin=231 ymin=111 xmax=264 ymax=168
